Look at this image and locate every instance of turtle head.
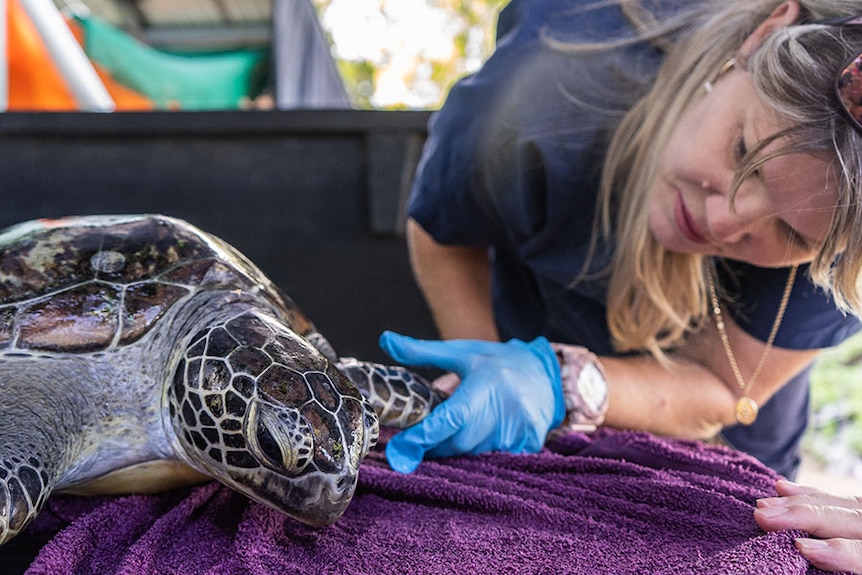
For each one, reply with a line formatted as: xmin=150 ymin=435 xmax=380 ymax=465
xmin=167 ymin=310 xmax=379 ymax=526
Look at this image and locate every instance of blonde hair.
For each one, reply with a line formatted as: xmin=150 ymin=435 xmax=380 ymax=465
xmin=559 ymin=0 xmax=862 ymax=358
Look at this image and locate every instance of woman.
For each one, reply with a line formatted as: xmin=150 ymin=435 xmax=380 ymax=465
xmin=381 ymin=0 xmax=862 ymax=571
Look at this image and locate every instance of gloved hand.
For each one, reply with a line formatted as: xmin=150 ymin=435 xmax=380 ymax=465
xmin=379 ymin=331 xmax=565 ymax=473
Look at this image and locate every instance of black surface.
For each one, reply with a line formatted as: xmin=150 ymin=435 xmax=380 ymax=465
xmin=0 ymin=109 xmax=437 ymax=362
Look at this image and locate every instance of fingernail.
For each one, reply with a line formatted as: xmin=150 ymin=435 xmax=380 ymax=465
xmin=796 ymin=538 xmax=829 ymax=551
xmin=756 ymin=497 xmax=788 ymax=507
xmin=754 ymin=505 xmax=788 ymax=518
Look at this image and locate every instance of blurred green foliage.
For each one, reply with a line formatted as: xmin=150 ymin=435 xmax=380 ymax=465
xmin=806 ymin=332 xmax=862 ymax=475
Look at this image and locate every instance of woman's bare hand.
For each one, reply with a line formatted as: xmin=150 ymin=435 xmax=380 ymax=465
xmin=755 ymin=479 xmax=862 ymax=573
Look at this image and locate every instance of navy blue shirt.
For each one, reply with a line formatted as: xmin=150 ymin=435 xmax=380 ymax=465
xmin=408 ymin=0 xmax=861 ymax=477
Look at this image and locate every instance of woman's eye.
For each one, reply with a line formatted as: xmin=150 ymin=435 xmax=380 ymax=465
xmin=735 ymin=136 xmax=747 ymax=161
xmin=735 ymin=135 xmax=760 ymax=178
xmin=786 ymin=225 xmax=811 ymax=252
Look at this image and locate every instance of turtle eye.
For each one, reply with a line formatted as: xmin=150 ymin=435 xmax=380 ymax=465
xmin=255 ymin=423 xmax=285 ymax=469
xmin=245 ymin=401 xmax=314 ymax=476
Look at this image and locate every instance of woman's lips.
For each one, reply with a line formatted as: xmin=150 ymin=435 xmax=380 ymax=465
xmin=674 ymin=193 xmax=708 ymax=244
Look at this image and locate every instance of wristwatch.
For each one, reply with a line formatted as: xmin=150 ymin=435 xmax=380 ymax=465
xmin=552 ymin=343 xmax=609 ymax=433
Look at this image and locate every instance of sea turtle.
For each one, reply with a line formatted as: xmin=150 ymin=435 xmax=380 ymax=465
xmin=0 ymin=214 xmax=441 ymax=544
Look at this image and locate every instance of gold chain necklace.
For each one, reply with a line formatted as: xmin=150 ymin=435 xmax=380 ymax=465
xmin=705 ymin=264 xmax=798 ymax=426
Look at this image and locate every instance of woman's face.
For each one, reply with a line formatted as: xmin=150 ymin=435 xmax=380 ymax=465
xmin=647 ymin=68 xmax=838 ymax=267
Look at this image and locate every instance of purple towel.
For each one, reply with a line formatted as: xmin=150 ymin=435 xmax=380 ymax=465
xmin=11 ymin=430 xmax=841 ymax=575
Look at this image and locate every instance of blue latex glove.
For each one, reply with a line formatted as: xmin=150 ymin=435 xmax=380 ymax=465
xmin=379 ymin=331 xmax=565 ymax=473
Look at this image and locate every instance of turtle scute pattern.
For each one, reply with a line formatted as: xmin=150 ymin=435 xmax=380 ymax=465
xmin=338 ymin=357 xmax=442 ymax=428
xmin=0 ymin=214 xmax=442 ymax=543
xmin=171 ymin=311 xmax=378 ymax=477
xmin=0 ymin=215 xmax=314 ymax=353
xmin=169 ymin=310 xmax=379 ymax=525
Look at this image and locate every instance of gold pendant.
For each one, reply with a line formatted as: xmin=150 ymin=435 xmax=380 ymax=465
xmin=735 ymin=397 xmax=759 ymax=426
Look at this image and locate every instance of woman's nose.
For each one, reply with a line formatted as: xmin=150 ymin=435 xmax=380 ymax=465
xmin=703 ymin=185 xmax=769 ymax=245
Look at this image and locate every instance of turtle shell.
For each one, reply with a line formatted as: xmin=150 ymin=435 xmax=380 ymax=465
xmin=0 ymin=215 xmax=313 ymax=353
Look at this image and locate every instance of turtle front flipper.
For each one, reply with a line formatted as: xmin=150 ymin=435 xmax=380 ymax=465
xmin=336 ymin=358 xmax=442 ymax=428
xmin=0 ymin=452 xmax=52 ymax=544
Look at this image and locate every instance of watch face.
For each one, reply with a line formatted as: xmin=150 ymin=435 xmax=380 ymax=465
xmin=577 ymin=362 xmax=608 ymax=413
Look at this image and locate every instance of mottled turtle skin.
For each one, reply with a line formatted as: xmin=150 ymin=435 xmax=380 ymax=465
xmin=0 ymin=215 xmax=440 ymax=544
